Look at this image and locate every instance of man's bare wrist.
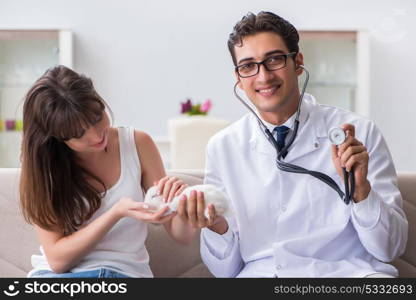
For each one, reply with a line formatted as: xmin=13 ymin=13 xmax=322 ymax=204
xmin=207 ymin=218 xmax=229 ymax=235
xmin=354 ymin=180 xmax=371 ymax=203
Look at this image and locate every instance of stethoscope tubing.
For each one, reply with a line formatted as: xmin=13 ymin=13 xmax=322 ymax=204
xmin=233 ymin=65 xmax=355 ymax=204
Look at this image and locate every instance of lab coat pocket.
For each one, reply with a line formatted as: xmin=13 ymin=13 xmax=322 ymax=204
xmin=306 ymin=175 xmax=351 ymax=227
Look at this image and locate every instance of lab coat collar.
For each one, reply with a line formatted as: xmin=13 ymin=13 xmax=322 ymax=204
xmin=249 ymin=93 xmax=328 ymax=161
xmin=259 ymin=112 xmax=295 ymax=133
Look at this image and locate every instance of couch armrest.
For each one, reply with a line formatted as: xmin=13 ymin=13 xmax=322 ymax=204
xmin=166 ymin=169 xmax=204 ymax=185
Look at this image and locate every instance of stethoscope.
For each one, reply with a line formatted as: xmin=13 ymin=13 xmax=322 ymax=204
xmin=233 ymin=65 xmax=355 ymax=205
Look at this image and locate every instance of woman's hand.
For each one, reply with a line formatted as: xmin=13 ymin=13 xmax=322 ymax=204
xmin=154 ymin=176 xmax=188 ymax=203
xmin=112 ymin=197 xmax=176 ymax=224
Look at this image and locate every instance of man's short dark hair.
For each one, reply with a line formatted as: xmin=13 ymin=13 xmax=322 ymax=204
xmin=228 ymin=11 xmax=299 ymax=66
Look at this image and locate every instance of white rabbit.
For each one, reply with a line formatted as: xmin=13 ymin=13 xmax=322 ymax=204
xmin=144 ymin=184 xmax=230 ymax=218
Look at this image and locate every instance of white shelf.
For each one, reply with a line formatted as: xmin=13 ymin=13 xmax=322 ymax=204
xmin=308 ymin=82 xmax=355 ymax=88
xmin=0 ymin=131 xmax=22 ymax=134
xmin=0 ymin=29 xmax=73 ymax=168
xmin=298 ymin=30 xmax=369 ymax=114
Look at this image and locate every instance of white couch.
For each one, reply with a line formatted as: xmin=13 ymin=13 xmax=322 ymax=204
xmin=0 ymin=168 xmax=415 ymax=277
xmin=0 ymin=168 xmax=212 ymax=278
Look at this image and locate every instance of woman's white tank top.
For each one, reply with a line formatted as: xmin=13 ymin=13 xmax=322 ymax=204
xmin=28 ymin=127 xmax=153 ymax=277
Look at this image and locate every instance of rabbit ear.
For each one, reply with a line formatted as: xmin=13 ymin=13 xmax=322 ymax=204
xmin=151 ymin=185 xmax=159 ymax=194
xmin=144 ymin=186 xmax=161 ymax=205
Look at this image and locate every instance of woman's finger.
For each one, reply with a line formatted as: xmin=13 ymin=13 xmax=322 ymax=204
xmin=134 ymin=202 xmax=157 ymax=212
xmin=175 ymin=184 xmax=188 ymax=197
xmin=156 ymin=212 xmax=177 ymax=224
xmin=162 ymin=177 xmax=178 ymax=203
xmin=167 ymin=180 xmax=183 ymax=202
xmin=152 ymin=205 xmax=171 ymax=219
xmin=156 ymin=176 xmax=170 ymax=196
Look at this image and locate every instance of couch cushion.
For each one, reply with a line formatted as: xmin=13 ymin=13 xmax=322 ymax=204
xmin=395 ymin=173 xmax=416 ymax=277
xmin=0 ymin=169 xmax=40 ymax=276
xmin=400 ymin=200 xmax=416 ymax=266
xmin=178 ymin=263 xmax=213 ymax=278
xmin=0 ymin=258 xmax=27 ymax=278
xmin=145 ymin=223 xmax=212 ymax=277
xmin=166 ymin=170 xmax=204 ymax=186
xmin=392 ymin=258 xmax=416 ymax=278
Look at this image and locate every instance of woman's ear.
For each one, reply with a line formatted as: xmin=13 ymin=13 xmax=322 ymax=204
xmin=295 ymin=52 xmax=304 ymax=76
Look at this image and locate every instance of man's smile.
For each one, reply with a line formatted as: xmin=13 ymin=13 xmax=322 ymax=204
xmin=255 ymin=83 xmax=282 ymax=97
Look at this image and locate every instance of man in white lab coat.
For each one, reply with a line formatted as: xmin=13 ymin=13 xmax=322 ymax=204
xmin=177 ymin=11 xmax=408 ymax=277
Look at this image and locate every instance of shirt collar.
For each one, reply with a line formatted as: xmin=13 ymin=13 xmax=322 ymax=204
xmin=260 ymin=114 xmax=295 ymax=133
xmin=258 ymin=95 xmax=310 ymax=134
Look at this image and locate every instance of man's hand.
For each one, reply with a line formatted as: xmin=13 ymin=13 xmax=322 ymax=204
xmin=331 ymin=124 xmax=371 ymax=202
xmin=176 ymin=190 xmax=229 ymax=234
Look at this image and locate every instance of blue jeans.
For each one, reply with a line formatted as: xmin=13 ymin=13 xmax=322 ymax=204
xmin=29 ymin=268 xmax=130 ymax=278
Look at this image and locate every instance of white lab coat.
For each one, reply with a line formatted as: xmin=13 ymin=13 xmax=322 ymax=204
xmin=200 ymin=94 xmax=408 ymax=277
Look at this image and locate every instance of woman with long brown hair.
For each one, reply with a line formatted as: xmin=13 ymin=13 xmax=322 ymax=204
xmin=20 ymin=65 xmax=198 ymax=278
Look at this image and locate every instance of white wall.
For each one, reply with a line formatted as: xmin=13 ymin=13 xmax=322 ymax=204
xmin=0 ymin=0 xmax=415 ymax=171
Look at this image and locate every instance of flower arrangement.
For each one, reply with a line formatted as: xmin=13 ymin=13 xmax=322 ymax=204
xmin=180 ymin=98 xmax=212 ymax=116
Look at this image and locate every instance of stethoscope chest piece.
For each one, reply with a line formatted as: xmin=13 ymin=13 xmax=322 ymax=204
xmin=328 ymin=127 xmax=346 ymax=146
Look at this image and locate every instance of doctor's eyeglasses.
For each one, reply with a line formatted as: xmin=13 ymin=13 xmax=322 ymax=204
xmin=235 ymin=52 xmax=297 ymax=78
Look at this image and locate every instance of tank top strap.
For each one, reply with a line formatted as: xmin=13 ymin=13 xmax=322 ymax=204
xmin=117 ymin=127 xmax=141 ymax=179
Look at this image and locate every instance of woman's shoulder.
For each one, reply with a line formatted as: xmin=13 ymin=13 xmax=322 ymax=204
xmin=132 ymin=129 xmax=154 ymax=147
xmin=111 ymin=127 xmax=154 ymax=149
xmin=130 ymin=129 xmax=163 ymax=181
xmin=130 ymin=129 xmax=159 ymax=158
